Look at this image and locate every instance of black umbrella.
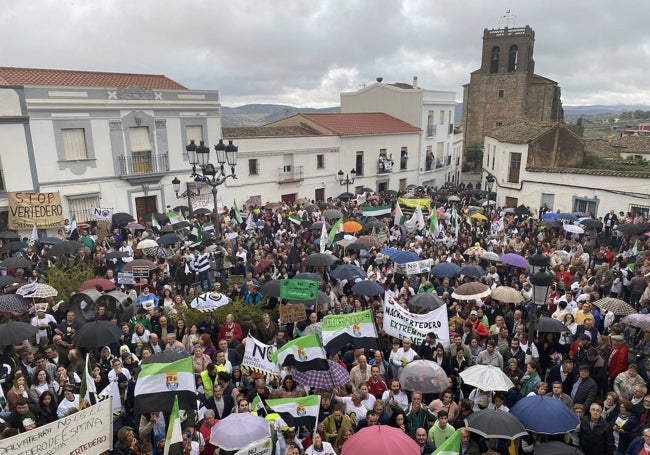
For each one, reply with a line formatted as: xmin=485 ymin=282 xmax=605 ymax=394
xmin=194 ymin=208 xmax=211 ymax=215
xmin=351 ymin=280 xmax=384 ymax=296
xmin=617 ymin=223 xmax=644 ymax=234
xmin=112 ymin=212 xmax=135 ymax=228
xmin=0 ymin=242 xmax=27 ymax=254
xmin=304 ymin=253 xmax=337 ymax=267
xmin=294 ymin=272 xmax=322 ymax=282
xmin=143 ymin=212 xmax=170 ymax=224
xmin=557 ymin=213 xmax=578 ymax=222
xmin=304 ymin=204 xmax=318 ymax=213
xmin=172 ymin=205 xmax=190 ymax=213
xmin=533 ymin=441 xmax=584 ymax=455
xmin=104 ymin=251 xmax=131 ymax=260
xmin=364 ymin=220 xmax=386 ymax=231
xmin=0 ymin=276 xmax=20 ymax=288
xmin=465 ymin=409 xmax=528 ymax=440
xmin=310 ymin=221 xmax=331 ymax=231
xmin=140 ymin=349 xmax=190 ymax=365
xmin=259 ymin=280 xmax=282 ymax=298
xmin=409 ymin=293 xmax=445 ymax=310
xmin=0 ymin=321 xmax=37 ymax=344
xmin=384 ymin=190 xmax=398 ymax=196
xmin=579 ymin=218 xmax=602 ymax=229
xmin=330 ymin=264 xmax=367 ymax=280
xmin=337 ymin=192 xmax=355 ymax=200
xmin=459 ymin=264 xmax=486 ymax=279
xmin=515 ymin=204 xmax=531 ymax=216
xmin=38 ymin=237 xmax=62 ymax=245
xmin=535 ymin=317 xmax=569 ymax=333
xmin=157 ymin=233 xmax=182 ymax=246
xmin=47 ymin=240 xmax=85 ymax=258
xmin=346 ymin=242 xmax=370 ymax=251
xmin=1 ymin=257 xmax=33 ymax=269
xmin=540 ymin=219 xmax=562 ymax=228
xmin=172 ymin=221 xmax=190 ymax=230
xmin=0 ymin=294 xmax=30 ymax=312
xmin=0 ymin=231 xmax=20 ymax=240
xmin=73 ymin=320 xmax=123 ymax=348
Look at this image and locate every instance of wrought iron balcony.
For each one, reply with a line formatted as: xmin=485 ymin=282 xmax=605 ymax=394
xmin=118 ymin=152 xmax=169 ymax=176
xmin=278 ymin=165 xmax=304 ymax=183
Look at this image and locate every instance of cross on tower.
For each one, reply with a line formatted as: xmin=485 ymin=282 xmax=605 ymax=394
xmin=499 ymin=10 xmax=516 ymax=28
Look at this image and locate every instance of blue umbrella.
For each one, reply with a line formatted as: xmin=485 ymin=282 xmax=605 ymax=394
xmin=430 ymin=262 xmax=461 ymax=278
xmin=380 ymin=247 xmax=400 ymax=256
xmin=542 ymin=212 xmax=559 ymax=220
xmin=389 ymin=250 xmax=420 ymax=264
xmin=459 ymin=264 xmax=486 ymax=279
xmin=499 ymin=253 xmax=530 ymax=269
xmin=351 ymin=280 xmax=385 ymax=296
xmin=557 ymin=213 xmax=578 ymax=222
xmin=509 ymin=395 xmax=580 ymax=434
xmin=330 ymin=264 xmax=367 ymax=280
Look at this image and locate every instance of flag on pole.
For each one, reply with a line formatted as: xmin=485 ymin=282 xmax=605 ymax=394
xmin=432 ymin=428 xmax=461 ymax=455
xmin=98 ymin=380 xmax=122 ymax=414
xmin=328 ymin=218 xmax=343 ymax=246
xmin=453 ymin=206 xmax=459 ymax=240
xmin=319 ymin=222 xmax=327 ymax=253
xmin=246 ymin=213 xmax=255 ymax=230
xmin=429 ymin=207 xmax=438 ymax=237
xmin=134 ymin=356 xmax=196 ymax=416
xmin=362 ymin=205 xmax=392 ymax=217
xmin=233 ymin=199 xmax=243 ymax=224
xmin=166 ymin=211 xmax=180 ymax=224
xmin=288 ymin=214 xmax=302 ymax=225
xmin=164 ymin=396 xmax=183 ymax=455
xmin=265 ymin=395 xmax=321 ymax=430
xmin=69 ymin=215 xmax=78 ymax=239
xmin=270 ymin=333 xmax=328 ymax=372
xmin=29 ymin=224 xmax=38 ymax=244
xmin=404 ymin=205 xmax=425 ymax=232
xmin=393 ymin=202 xmax=404 ymax=226
xmin=79 ymin=353 xmax=97 ymax=409
xmin=321 ymin=310 xmax=378 ymax=355
xmin=151 ymin=216 xmax=161 ymax=230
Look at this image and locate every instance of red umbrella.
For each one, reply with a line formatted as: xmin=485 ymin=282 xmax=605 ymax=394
xmin=253 ymin=258 xmax=274 ymax=277
xmin=342 ymin=425 xmax=419 ymax=455
xmin=79 ymin=278 xmax=117 ymax=292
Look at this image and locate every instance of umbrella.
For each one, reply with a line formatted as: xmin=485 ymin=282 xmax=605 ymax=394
xmin=0 ymin=231 xmax=20 ymax=240
xmin=430 ymin=262 xmax=461 ymax=278
xmin=459 ymin=364 xmax=515 ymax=391
xmin=542 ymin=212 xmax=559 ymax=220
xmin=17 ymin=283 xmax=58 ymax=299
xmin=111 ymin=212 xmax=135 ymax=228
xmin=1 ymin=257 xmax=33 ymax=269
xmin=623 ymin=314 xmax=650 ymax=330
xmin=399 ymin=360 xmax=449 ymax=393
xmin=515 ymin=204 xmax=531 ymax=216
xmin=303 ymin=204 xmax=318 ymax=213
xmin=342 ymin=221 xmax=363 ymax=233
xmin=37 ymin=237 xmax=62 ymax=245
xmin=356 ymin=235 xmax=384 ymax=249
xmin=123 ymin=221 xmax=145 ymax=230
xmin=0 ymin=321 xmax=36 ymax=343
xmin=533 ymin=441 xmax=584 ymax=455
xmin=172 ymin=205 xmax=190 ymax=213
xmin=210 ymin=413 xmax=271 ymax=451
xmin=123 ymin=259 xmax=158 ymax=272
xmin=323 ymin=209 xmax=343 ymax=220
xmin=364 ymin=220 xmax=386 ymax=231
xmin=136 ymin=239 xmax=158 ymax=249
xmin=553 ymin=250 xmax=571 ymax=264
xmin=259 ymin=280 xmax=281 ymax=298
xmin=0 ymin=276 xmax=20 ymax=288
xmin=385 ymin=189 xmax=398 ymax=195
xmin=351 ymin=280 xmax=385 ymax=296
xmin=503 ymin=207 xmax=516 ymax=214
xmin=142 ymin=246 xmax=173 ymax=258
xmin=337 ymin=192 xmax=355 ymax=200
xmin=616 ymin=223 xmax=644 ymax=234
xmin=304 ymin=253 xmax=338 ymax=267
xmin=190 ymin=292 xmax=230 ymax=310
xmin=409 ymin=293 xmax=445 ymax=310
xmin=540 ymin=219 xmax=562 ymax=228
xmin=103 ymin=251 xmax=131 ymax=260
xmin=310 ymin=221 xmax=331 ymax=231
xmin=157 ymin=233 xmax=182 ymax=246
xmin=73 ymin=320 xmax=123 ymax=348
xmin=0 ymin=294 xmax=30 ymax=312
xmin=292 ymin=359 xmax=350 ymax=389
xmin=509 ymin=395 xmax=580 ymax=434
xmin=563 ymin=224 xmax=584 ymax=235
xmin=465 ymin=409 xmax=528 ymax=440
xmin=389 ymin=250 xmax=420 ymax=264
xmin=143 ymin=212 xmax=169 ymax=224
xmin=499 ymin=253 xmax=530 ymax=269
xmin=448 ymin=195 xmax=460 ymax=202
xmin=253 ymin=258 xmax=275 ymax=276
xmin=330 ymin=264 xmax=367 ymax=280
xmin=294 ymin=272 xmax=322 ymax=282
xmin=471 ymin=213 xmax=488 ymax=221
xmin=346 ymin=242 xmax=370 ymax=251
xmin=464 ymin=246 xmax=487 ymax=257
xmin=557 ymin=213 xmax=578 ymax=222
xmin=47 ymin=240 xmax=85 ymax=257
xmin=452 ymin=282 xmax=491 ymax=300
xmin=459 ymin=264 xmax=486 ymax=279
xmin=490 ymin=286 xmax=524 ymax=304
xmin=480 ymin=251 xmax=500 ymax=262
xmin=591 ymin=297 xmax=636 ymax=316
xmin=579 ymin=218 xmax=602 ymax=229
xmin=194 ymin=207 xmax=212 ymax=215
xmin=140 ymin=349 xmax=190 ymax=365
xmin=0 ymin=242 xmax=27 ymax=254
xmin=535 ymin=317 xmax=569 ymax=332
xmin=342 ymin=425 xmax=420 ymax=455
xmin=79 ymin=278 xmax=117 ymax=292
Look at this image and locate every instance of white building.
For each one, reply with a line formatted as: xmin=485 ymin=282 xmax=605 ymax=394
xmin=340 ymin=77 xmax=461 ymax=186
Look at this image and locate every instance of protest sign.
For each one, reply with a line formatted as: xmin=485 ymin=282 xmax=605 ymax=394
xmin=383 ymin=294 xmax=449 ymax=347
xmin=118 ymin=272 xmax=134 ymax=285
xmin=394 ymin=259 xmax=434 ymax=276
xmin=279 ymin=303 xmax=307 ymax=324
xmin=90 ymin=207 xmax=113 ymax=221
xmin=235 ymin=437 xmax=273 ymax=455
xmin=242 ymin=336 xmax=280 ymax=378
xmin=8 ymin=192 xmax=64 ymax=229
xmin=279 ymin=279 xmax=318 ymax=301
xmin=132 ymin=265 xmax=150 ymax=281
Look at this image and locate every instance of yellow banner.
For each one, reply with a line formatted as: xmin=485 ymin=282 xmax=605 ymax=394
xmin=397 ymin=197 xmax=431 ymax=209
xmin=8 ymin=192 xmax=65 ymax=229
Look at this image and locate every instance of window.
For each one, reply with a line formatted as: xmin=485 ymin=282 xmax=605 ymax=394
xmin=508 ymin=45 xmax=518 ymax=72
xmin=439 ymin=110 xmax=445 ymax=125
xmin=185 ymin=125 xmax=204 ymax=143
xmin=62 ymin=128 xmax=88 ymax=160
xmin=355 ymin=151 xmax=364 ymax=175
xmin=399 ymin=178 xmax=407 ymax=192
xmin=498 ymin=89 xmax=504 ymax=98
xmin=427 ymin=112 xmax=435 ymax=136
xmin=491 ymin=46 xmax=500 ymax=73
xmin=496 ymin=122 xmax=503 ymax=127
xmin=129 ymin=126 xmax=152 ymax=173
xmin=540 ymin=193 xmax=555 ymax=212
xmin=316 ymin=154 xmax=325 ymax=169
xmin=436 ymin=142 xmax=444 ymax=168
xmin=508 ymin=152 xmax=522 ymax=183
xmin=248 ymin=159 xmax=259 ymax=176
xmin=67 ymin=194 xmax=100 ymax=223
xmin=400 ymin=147 xmax=408 ymax=170
xmin=425 ymin=145 xmax=433 ymax=171
xmin=573 ymin=197 xmax=597 ymax=216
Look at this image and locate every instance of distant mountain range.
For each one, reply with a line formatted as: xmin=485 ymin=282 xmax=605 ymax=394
xmin=221 ymin=103 xmax=650 ymax=127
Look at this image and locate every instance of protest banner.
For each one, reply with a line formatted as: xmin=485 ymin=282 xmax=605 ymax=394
xmin=279 ymin=279 xmax=318 ymax=301
xmin=132 ymin=265 xmax=150 ymax=281
xmin=8 ymin=192 xmax=64 ymax=229
xmin=394 ymin=259 xmax=434 ymax=276
xmin=234 ymin=437 xmax=273 ymax=455
xmin=90 ymin=207 xmax=113 ymax=221
xmin=397 ymin=197 xmax=431 ymax=209
xmin=117 ymin=272 xmax=134 ymax=285
xmin=242 ymin=335 xmax=280 ymax=378
xmin=0 ymin=398 xmax=113 ymax=455
xmin=383 ymin=294 xmax=449 ymax=347
xmin=279 ymin=303 xmax=307 ymax=324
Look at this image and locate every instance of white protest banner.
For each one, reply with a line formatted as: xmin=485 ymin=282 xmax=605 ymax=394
xmin=394 ymin=259 xmax=434 ymax=276
xmin=383 ymin=294 xmax=449 ymax=347
xmin=90 ymin=207 xmax=114 ymax=221
xmin=0 ymin=398 xmax=113 ymax=455
xmin=235 ymin=437 xmax=273 ymax=455
xmin=242 ymin=336 xmax=280 ymax=378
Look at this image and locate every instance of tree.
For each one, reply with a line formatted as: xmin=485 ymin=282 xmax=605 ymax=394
xmin=464 ymin=145 xmax=483 ymax=170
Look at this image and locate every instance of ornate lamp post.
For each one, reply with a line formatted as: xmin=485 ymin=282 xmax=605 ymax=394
xmin=485 ymin=174 xmax=495 ymax=218
xmin=336 ymin=169 xmax=356 ymax=194
xmin=171 ymin=175 xmax=202 ymax=215
xmin=527 ymin=250 xmax=554 ymax=340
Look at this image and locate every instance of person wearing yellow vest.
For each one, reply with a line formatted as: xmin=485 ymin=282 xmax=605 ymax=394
xmin=200 ymin=363 xmax=218 ymax=399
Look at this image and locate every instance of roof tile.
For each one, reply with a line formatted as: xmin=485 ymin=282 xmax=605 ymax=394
xmin=299 ymin=112 xmax=420 ymax=136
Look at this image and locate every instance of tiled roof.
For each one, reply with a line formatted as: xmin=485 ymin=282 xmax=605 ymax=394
xmin=0 ymin=66 xmax=187 ymax=90
xmin=584 ymin=138 xmax=619 ymax=159
xmin=527 ymin=166 xmax=650 ymax=178
xmin=223 ymin=126 xmax=319 ymax=138
xmin=299 ymin=112 xmax=421 ymax=136
xmin=485 ymin=120 xmax=557 ymax=144
xmin=610 ymin=135 xmax=650 ymax=154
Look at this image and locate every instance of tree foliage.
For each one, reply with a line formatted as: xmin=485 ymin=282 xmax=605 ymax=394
xmin=45 ymin=265 xmax=95 ymax=304
xmin=464 ymin=146 xmax=484 ymax=169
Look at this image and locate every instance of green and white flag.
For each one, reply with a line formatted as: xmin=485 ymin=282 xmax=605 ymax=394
xmin=320 ymin=222 xmax=328 ymax=253
xmin=79 ymin=352 xmax=97 ymax=408
xmin=166 ymin=211 xmax=180 ymax=224
xmin=265 ymin=395 xmax=321 ymax=430
xmin=322 ymin=310 xmax=378 ymax=355
xmin=164 ymin=396 xmax=183 ymax=455
xmin=134 ymin=357 xmax=196 ymax=417
xmin=328 ymin=218 xmax=344 ymax=246
xmin=270 ymin=333 xmax=328 ymax=372
xmin=432 ymin=428 xmax=461 ymax=455
xmin=151 ymin=216 xmax=161 ymax=230
xmin=429 ymin=206 xmax=438 ymax=236
xmin=289 ymin=214 xmax=302 ymax=225
xmin=233 ymin=199 xmax=243 ymax=224
xmin=362 ymin=205 xmax=392 ymax=217
xmin=394 ymin=202 xmax=404 ymax=226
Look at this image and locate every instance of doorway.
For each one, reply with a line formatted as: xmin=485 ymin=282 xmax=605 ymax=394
xmin=135 ymin=196 xmax=157 ymax=222
xmin=281 ymin=193 xmax=296 ymax=204
xmin=314 ymin=188 xmax=324 ymax=202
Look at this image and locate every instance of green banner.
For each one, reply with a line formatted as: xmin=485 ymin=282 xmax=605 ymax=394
xmin=322 ymin=309 xmax=373 ymax=331
xmin=279 ymin=279 xmax=318 ymax=301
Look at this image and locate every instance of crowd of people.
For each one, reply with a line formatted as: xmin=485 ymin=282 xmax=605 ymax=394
xmin=0 ymin=183 xmax=649 ymax=455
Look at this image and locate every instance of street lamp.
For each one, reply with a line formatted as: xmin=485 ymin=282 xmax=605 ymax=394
xmin=337 ymin=169 xmax=356 ymax=194
xmin=173 ymin=139 xmax=238 ymax=241
xmin=526 ymin=265 xmax=554 ymax=340
xmin=528 ymin=249 xmax=550 ymax=275
xmin=485 ymin=174 xmax=495 ymax=218
xmin=171 ymin=175 xmax=203 ymax=216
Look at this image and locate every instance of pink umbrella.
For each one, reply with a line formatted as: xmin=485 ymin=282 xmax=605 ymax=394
xmin=342 ymin=425 xmax=419 ymax=455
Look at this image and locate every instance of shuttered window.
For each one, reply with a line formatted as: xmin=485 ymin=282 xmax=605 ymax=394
xmin=129 ymin=127 xmax=151 ymax=152
xmin=62 ymin=128 xmax=88 ymax=160
xmin=68 ymin=195 xmax=100 ymax=222
xmin=186 ymin=125 xmax=204 ymax=143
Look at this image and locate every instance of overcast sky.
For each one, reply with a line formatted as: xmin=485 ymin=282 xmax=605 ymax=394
xmin=2 ymin=1 xmax=649 ymax=108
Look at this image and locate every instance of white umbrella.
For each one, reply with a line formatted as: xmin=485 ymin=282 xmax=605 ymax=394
xmin=210 ymin=413 xmax=271 ymax=450
xmin=563 ymin=224 xmax=584 ymax=234
xmin=480 ymin=252 xmax=500 ymax=262
xmin=190 ymin=292 xmax=230 ymax=310
xmin=459 ymin=364 xmax=515 ymax=391
xmin=136 ymin=238 xmax=158 ymax=249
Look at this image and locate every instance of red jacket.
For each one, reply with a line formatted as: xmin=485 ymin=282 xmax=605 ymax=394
xmin=470 ymin=319 xmax=489 ymax=338
xmin=608 ymin=345 xmax=629 ymax=378
xmin=218 ymin=322 xmax=243 ymax=341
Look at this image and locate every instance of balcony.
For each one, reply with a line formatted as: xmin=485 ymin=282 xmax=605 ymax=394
xmin=278 ymin=165 xmax=304 ymax=183
xmin=435 ymin=155 xmax=452 ymax=169
xmin=377 ymin=157 xmax=394 ymax=174
xmin=118 ymin=152 xmax=169 ymax=184
xmin=427 ymin=124 xmax=437 ymax=137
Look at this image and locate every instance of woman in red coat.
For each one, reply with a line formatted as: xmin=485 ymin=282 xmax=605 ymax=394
xmin=607 ymin=334 xmax=629 ymax=385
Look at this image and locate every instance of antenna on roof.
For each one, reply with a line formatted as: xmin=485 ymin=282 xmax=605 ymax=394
xmin=499 ymin=10 xmax=516 ymax=28
xmin=376 ymin=77 xmax=383 ymax=83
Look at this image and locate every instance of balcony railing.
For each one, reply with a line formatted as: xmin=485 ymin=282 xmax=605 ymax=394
xmin=118 ymin=152 xmax=169 ymax=176
xmin=427 ymin=124 xmax=437 ymax=137
xmin=278 ymin=165 xmax=304 ymax=183
xmin=377 ymin=157 xmax=394 ymax=174
xmin=435 ymin=155 xmax=452 ymax=169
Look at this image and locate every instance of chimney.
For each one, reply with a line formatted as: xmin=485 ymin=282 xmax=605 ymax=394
xmin=413 ymin=76 xmax=418 ymax=88
xmin=376 ymin=77 xmax=383 ymax=83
